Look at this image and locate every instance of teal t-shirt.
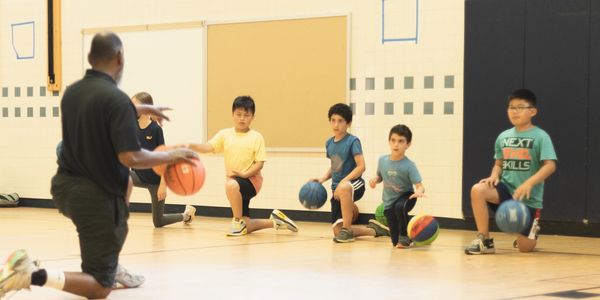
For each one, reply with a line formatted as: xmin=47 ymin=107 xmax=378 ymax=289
xmin=494 ymin=126 xmax=557 ymax=208
xmin=376 ymin=155 xmax=422 ymax=209
xmin=326 ymin=134 xmax=363 ymax=190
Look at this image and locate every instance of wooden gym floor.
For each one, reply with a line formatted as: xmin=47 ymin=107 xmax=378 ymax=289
xmin=1 ymin=207 xmax=599 ymax=299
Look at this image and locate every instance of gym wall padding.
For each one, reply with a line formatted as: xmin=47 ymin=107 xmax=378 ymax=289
xmin=464 ymin=0 xmax=596 ymax=223
xmin=522 ymin=0 xmax=589 ymax=222
xmin=463 ymin=0 xmax=526 ymax=218
xmin=588 ymin=0 xmax=600 ymax=222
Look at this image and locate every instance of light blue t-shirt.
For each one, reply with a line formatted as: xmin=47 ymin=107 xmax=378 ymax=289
xmin=326 ymin=134 xmax=363 ymax=190
xmin=494 ymin=126 xmax=557 ymax=208
xmin=376 ymin=155 xmax=422 ymax=209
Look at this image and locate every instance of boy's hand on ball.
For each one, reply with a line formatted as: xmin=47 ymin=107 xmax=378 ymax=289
xmin=309 ymin=178 xmax=321 ymax=184
xmin=513 ymin=182 xmax=533 ymax=201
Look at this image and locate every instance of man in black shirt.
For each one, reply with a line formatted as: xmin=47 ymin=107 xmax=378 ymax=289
xmin=0 ymin=32 xmax=196 ymax=299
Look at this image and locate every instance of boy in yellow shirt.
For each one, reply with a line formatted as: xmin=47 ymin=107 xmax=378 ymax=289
xmin=189 ymin=96 xmax=298 ymax=235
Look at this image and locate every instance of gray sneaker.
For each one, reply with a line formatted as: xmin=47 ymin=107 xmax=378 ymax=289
xmin=0 ymin=249 xmax=38 ymax=298
xmin=465 ymin=234 xmax=496 ymax=255
xmin=396 ymin=236 xmax=413 ymax=249
xmin=333 ymin=228 xmax=355 ymax=243
xmin=0 ymin=193 xmax=19 ymax=207
xmin=367 ymin=219 xmax=390 ymax=237
xmin=114 ymin=265 xmax=145 ymax=288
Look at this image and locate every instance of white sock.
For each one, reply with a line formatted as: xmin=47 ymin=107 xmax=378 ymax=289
xmin=44 ymin=270 xmax=66 ymax=290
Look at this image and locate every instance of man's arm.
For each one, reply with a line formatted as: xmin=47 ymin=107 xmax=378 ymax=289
xmin=118 ymin=148 xmax=197 ymax=169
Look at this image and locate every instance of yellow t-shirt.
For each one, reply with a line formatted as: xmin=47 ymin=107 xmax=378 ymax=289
xmin=208 ymin=128 xmax=266 ymax=192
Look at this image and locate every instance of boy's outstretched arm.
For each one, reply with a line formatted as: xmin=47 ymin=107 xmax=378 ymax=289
xmin=229 ymin=161 xmax=264 ymax=179
xmin=188 ymin=143 xmax=215 ymax=154
xmin=480 ymin=159 xmax=503 ymax=188
xmin=368 ymin=175 xmax=382 ymax=189
xmin=513 ymin=160 xmax=557 ymax=200
xmin=311 ymin=167 xmax=332 ymax=184
xmin=409 ymin=182 xmax=425 ymax=199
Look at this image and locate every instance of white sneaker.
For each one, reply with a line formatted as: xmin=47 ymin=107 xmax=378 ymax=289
xmin=227 ymin=218 xmax=247 ymax=236
xmin=183 ymin=205 xmax=196 ymax=225
xmin=114 ymin=265 xmax=145 ymax=288
xmin=0 ymin=249 xmax=39 ymax=298
xmin=270 ymin=209 xmax=299 ymax=232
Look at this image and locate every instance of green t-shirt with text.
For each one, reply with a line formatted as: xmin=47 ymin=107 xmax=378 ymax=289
xmin=494 ymin=126 xmax=557 ymax=208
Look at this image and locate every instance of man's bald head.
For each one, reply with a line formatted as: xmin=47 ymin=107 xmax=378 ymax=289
xmin=88 ymin=32 xmax=123 ymax=67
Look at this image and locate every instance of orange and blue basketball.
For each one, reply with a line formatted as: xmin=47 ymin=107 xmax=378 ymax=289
xmin=374 ymin=203 xmax=388 ymax=226
xmin=407 ymin=214 xmax=439 ymax=246
xmin=495 ymin=199 xmax=531 ymax=233
xmin=298 ymin=181 xmax=327 ymax=209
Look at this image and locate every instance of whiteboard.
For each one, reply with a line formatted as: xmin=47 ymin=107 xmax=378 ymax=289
xmin=82 ymin=25 xmax=206 ymax=144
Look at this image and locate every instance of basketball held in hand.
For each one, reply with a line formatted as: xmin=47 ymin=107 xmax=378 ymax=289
xmin=495 ymin=199 xmax=531 ymax=233
xmin=164 ymin=158 xmax=206 ymax=196
xmin=298 ymin=181 xmax=328 ymax=209
xmin=152 ymin=145 xmax=171 ymax=176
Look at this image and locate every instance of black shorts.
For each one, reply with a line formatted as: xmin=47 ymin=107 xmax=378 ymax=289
xmin=51 ymin=173 xmax=129 ymax=288
xmin=330 ymin=178 xmax=366 ymax=223
xmin=233 ymin=176 xmax=257 ymax=217
xmin=488 ymin=182 xmax=541 ymax=239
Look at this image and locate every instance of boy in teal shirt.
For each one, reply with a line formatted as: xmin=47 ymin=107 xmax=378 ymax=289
xmin=311 ymin=103 xmax=389 ymax=242
xmin=369 ymin=124 xmax=425 ymax=248
xmin=465 ymin=89 xmax=557 ymax=255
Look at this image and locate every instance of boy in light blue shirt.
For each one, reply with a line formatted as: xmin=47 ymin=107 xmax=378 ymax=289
xmin=369 ymin=124 xmax=425 ymax=248
xmin=311 ymin=103 xmax=389 ymax=242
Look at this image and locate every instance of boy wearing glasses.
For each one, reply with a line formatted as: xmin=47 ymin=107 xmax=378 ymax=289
xmin=465 ymin=89 xmax=557 ymax=255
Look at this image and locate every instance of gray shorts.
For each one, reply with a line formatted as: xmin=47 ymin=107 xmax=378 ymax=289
xmin=51 ymin=173 xmax=129 ymax=288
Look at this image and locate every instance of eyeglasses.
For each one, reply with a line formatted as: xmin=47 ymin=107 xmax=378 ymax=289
xmin=507 ymin=106 xmax=533 ymax=112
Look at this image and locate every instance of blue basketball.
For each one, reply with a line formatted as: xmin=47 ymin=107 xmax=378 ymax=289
xmin=299 ymin=181 xmax=327 ymax=209
xmin=56 ymin=140 xmax=63 ymax=157
xmin=495 ymin=200 xmax=531 ymax=233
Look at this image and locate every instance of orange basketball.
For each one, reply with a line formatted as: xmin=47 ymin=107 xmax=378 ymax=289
xmin=352 ymin=203 xmax=359 ymax=224
xmin=152 ymin=145 xmax=170 ymax=176
xmin=164 ymin=158 xmax=206 ymax=196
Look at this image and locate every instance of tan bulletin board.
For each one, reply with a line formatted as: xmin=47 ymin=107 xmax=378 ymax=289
xmin=207 ymin=15 xmax=347 ymax=149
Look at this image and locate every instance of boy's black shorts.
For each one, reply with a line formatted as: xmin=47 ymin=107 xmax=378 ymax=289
xmin=330 ymin=178 xmax=365 ymax=223
xmin=233 ymin=176 xmax=257 ymax=217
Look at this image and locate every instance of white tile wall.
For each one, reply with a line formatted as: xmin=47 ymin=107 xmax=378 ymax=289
xmin=0 ymin=0 xmax=465 ymax=219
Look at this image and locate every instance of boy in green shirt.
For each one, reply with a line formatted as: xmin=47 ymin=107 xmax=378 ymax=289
xmin=465 ymin=89 xmax=557 ymax=255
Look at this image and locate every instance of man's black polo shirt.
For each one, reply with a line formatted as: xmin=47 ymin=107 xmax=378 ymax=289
xmin=58 ymin=69 xmax=141 ymax=197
